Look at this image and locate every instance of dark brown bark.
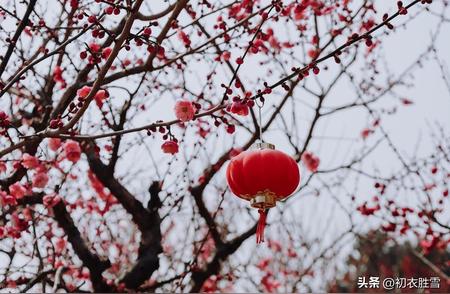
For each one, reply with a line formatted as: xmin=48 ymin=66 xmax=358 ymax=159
xmin=52 ymin=201 xmax=111 ymax=292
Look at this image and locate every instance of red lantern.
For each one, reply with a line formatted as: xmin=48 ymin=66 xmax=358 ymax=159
xmin=226 ymin=143 xmax=300 ymax=243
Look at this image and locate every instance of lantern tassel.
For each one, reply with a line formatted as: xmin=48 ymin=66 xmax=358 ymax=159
xmin=256 ymin=209 xmax=267 ymax=244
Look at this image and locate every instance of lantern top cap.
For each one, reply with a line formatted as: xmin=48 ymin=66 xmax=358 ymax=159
xmin=252 ymin=142 xmax=275 ymax=150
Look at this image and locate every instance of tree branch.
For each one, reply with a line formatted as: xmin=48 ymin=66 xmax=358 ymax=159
xmin=0 ymin=0 xmax=37 ymax=78
xmin=52 ymin=201 xmax=111 ymax=292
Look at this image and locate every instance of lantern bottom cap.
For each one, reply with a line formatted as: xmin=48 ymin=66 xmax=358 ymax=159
xmin=250 ymin=193 xmax=276 ymax=209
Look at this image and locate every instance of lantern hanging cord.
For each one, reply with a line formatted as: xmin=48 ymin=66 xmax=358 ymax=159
xmin=256 ymin=99 xmax=264 ymax=143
